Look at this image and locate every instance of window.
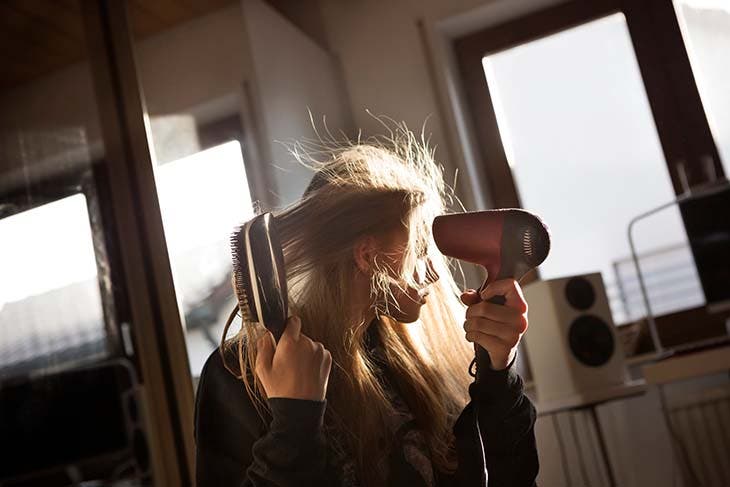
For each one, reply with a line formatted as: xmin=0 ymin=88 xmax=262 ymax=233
xmin=674 ymin=0 xmax=730 ymax=174
xmin=454 ymin=0 xmax=729 ymax=342
xmin=481 ymin=14 xmax=704 ymax=324
xmin=0 ymin=194 xmax=107 ymax=379
xmin=154 ymin=140 xmax=254 ymax=376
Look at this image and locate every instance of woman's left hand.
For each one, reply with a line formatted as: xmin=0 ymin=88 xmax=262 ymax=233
xmin=461 ymin=279 xmax=529 ymax=371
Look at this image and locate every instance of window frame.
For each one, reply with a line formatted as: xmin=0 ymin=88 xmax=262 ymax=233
xmin=0 ymin=165 xmax=128 ymax=371
xmin=452 ymin=0 xmax=729 ymax=350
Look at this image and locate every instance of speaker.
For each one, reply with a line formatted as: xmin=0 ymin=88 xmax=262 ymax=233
xmin=523 ymin=273 xmax=628 ymax=407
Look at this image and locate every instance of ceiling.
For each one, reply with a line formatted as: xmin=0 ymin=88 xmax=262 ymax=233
xmin=0 ymin=0 xmax=237 ymax=92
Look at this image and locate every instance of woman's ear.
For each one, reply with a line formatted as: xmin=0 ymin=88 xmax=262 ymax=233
xmin=353 ymin=235 xmax=378 ymax=274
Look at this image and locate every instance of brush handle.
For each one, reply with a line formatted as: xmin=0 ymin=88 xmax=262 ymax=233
xmin=270 ymin=320 xmax=286 ymax=343
xmin=473 ymin=294 xmax=506 ymax=383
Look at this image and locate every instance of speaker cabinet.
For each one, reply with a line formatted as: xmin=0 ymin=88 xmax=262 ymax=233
xmin=523 ymin=273 xmax=628 ymax=407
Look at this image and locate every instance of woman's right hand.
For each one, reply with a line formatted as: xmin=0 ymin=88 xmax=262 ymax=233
xmin=255 ymin=316 xmax=332 ymax=401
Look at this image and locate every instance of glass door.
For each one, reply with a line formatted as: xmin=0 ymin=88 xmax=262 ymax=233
xmin=0 ymin=3 xmax=149 ymax=484
xmin=0 ymin=1 xmax=194 ymax=485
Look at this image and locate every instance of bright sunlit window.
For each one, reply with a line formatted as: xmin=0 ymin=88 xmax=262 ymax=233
xmin=482 ymin=13 xmax=704 ymax=324
xmin=155 ymin=140 xmax=254 ymax=376
xmin=0 ymin=140 xmax=254 ymax=378
xmin=0 ymin=194 xmax=106 ymax=376
xmin=0 ymin=194 xmax=97 ymax=307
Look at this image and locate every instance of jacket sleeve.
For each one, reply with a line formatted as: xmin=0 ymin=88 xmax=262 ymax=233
xmin=194 ymin=350 xmax=330 ymax=487
xmin=450 ymin=355 xmax=539 ymax=487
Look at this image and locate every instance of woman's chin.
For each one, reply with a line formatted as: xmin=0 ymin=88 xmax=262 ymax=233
xmin=390 ymin=304 xmax=424 ymax=324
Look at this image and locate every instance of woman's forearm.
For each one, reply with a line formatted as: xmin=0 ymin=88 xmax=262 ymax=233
xmin=242 ymin=398 xmax=329 ymax=486
xmin=195 ymin=351 xmax=330 ymax=487
xmin=451 ymin=357 xmax=539 ymax=487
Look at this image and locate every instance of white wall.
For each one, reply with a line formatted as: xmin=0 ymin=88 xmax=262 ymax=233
xmin=136 ymin=6 xmax=249 ymax=119
xmin=316 ymin=0 xmax=567 ymax=211
xmin=241 ymin=0 xmax=354 ymax=207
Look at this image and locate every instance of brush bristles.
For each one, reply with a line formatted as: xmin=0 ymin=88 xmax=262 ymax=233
xmin=230 ymin=226 xmax=255 ymax=322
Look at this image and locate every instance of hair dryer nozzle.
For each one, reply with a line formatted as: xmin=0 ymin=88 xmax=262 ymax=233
xmin=432 ymin=209 xmax=550 ymax=285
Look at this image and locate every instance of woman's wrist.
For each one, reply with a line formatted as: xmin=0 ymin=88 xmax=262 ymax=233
xmin=267 ymin=397 xmax=327 ymax=438
xmin=471 ymin=353 xmax=523 ymax=404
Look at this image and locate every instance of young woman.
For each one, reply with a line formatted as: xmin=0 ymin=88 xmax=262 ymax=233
xmin=194 ymin=127 xmax=538 ymax=486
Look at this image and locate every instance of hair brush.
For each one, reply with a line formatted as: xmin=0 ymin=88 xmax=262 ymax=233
xmin=226 ymin=212 xmax=289 ymax=342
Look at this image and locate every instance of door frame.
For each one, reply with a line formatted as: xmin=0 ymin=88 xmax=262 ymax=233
xmin=81 ymin=1 xmax=195 ymax=484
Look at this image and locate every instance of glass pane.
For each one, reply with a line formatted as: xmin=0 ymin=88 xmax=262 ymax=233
xmin=483 ymin=13 xmax=704 ymax=325
xmin=0 ymin=2 xmax=146 ymax=484
xmin=674 ymin=0 xmax=730 ymax=175
xmin=0 ymin=195 xmax=105 ymax=378
xmin=0 ymin=21 xmax=109 ymax=374
xmin=129 ymin=2 xmax=258 ymax=378
xmin=155 ymin=140 xmax=254 ymax=376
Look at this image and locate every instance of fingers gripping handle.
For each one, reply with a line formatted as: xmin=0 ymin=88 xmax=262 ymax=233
xmin=469 ymin=294 xmax=507 ymax=382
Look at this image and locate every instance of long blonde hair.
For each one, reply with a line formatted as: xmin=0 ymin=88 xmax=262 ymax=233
xmin=223 ymin=124 xmax=473 ymax=485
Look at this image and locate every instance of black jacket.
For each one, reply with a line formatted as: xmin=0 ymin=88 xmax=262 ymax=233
xmin=194 ymin=335 xmax=538 ymax=487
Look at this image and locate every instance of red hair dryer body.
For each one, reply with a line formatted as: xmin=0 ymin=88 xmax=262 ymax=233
xmin=432 ymin=209 xmax=550 ymax=379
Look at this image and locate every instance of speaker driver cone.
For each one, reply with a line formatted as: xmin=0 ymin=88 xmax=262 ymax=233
xmin=568 ymin=314 xmax=615 ymax=367
xmin=565 ymin=276 xmax=596 ymax=310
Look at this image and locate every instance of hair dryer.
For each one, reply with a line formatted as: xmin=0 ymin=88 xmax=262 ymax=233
xmin=432 ymin=209 xmax=550 ymax=378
